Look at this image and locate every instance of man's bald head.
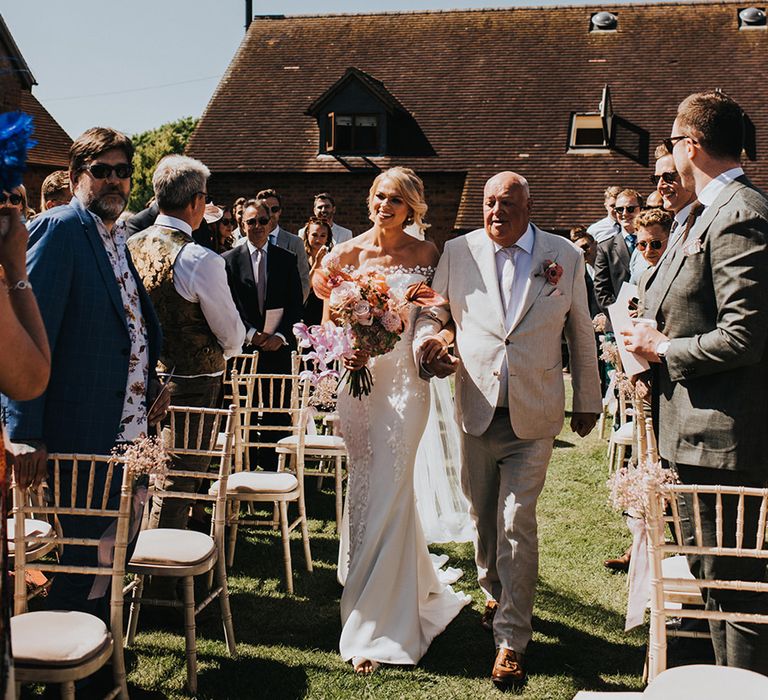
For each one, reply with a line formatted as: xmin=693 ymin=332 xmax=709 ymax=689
xmin=483 ymin=171 xmax=532 ymax=246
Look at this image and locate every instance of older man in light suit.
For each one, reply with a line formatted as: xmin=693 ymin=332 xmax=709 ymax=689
xmin=624 ymin=91 xmax=768 ymax=674
xmin=414 ymin=172 xmax=601 ymax=689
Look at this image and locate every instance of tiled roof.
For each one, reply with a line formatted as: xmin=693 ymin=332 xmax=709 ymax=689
xmin=188 ymin=2 xmax=768 ymax=230
xmin=20 ymin=92 xmax=72 ymax=167
xmin=0 ymin=14 xmax=35 ymax=89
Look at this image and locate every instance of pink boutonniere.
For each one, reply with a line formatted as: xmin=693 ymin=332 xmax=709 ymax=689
xmin=537 ymin=259 xmax=563 ymax=286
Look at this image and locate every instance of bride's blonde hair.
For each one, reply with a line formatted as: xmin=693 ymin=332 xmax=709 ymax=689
xmin=368 ymin=166 xmax=430 ymax=236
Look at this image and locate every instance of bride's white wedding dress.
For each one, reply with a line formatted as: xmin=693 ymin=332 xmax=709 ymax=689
xmin=336 ymin=267 xmax=471 ymax=666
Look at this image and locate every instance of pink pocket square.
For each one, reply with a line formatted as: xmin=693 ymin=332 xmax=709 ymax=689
xmin=682 ymin=238 xmax=703 ymax=256
xmin=547 ymin=288 xmax=563 ymax=297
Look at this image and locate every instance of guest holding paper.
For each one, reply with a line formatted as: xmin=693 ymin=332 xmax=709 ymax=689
xmin=222 ymin=199 xmax=303 ymax=470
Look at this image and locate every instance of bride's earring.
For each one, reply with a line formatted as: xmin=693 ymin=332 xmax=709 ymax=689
xmin=405 ymin=213 xmax=414 ymax=226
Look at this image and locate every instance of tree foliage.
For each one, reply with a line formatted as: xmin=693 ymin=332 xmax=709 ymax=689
xmin=128 ymin=117 xmax=198 ymax=212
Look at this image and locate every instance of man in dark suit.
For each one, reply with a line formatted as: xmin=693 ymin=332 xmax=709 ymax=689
xmin=223 ymin=199 xmax=303 ymax=469
xmin=593 ymin=188 xmax=643 ymax=313
xmin=624 ymin=90 xmax=768 ymax=673
xmin=3 ymin=127 xmax=164 ymax=615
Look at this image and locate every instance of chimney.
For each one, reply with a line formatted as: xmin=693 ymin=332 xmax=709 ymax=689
xmin=245 ymin=0 xmax=253 ymax=32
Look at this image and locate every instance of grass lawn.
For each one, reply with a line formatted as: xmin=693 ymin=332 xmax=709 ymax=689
xmin=46 ymin=387 xmax=647 ymax=699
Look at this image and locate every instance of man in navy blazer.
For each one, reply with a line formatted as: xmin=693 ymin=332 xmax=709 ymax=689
xmin=3 ymin=127 xmax=163 ymax=614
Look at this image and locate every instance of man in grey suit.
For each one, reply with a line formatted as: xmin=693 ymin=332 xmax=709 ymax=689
xmin=624 ymin=90 xmax=768 ymax=673
xmin=414 ymin=172 xmax=602 ymax=688
xmin=593 ymin=188 xmax=644 ymax=314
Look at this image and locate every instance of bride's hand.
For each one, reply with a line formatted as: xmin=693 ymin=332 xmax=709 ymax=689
xmin=343 ymin=349 xmax=370 ymax=371
xmin=312 ymin=269 xmax=333 ymax=300
xmin=419 ymin=335 xmax=448 ymax=365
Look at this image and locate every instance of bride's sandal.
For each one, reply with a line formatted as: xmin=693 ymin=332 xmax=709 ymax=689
xmin=352 ymin=657 xmax=380 ymax=674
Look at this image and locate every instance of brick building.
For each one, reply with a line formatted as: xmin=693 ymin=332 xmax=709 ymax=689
xmin=1 ymin=15 xmax=71 ymax=211
xmin=188 ymin=2 xmax=768 ymax=248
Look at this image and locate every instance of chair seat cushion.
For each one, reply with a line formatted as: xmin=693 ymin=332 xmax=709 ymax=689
xmin=277 ymin=434 xmax=346 ymax=452
xmin=12 ymin=611 xmax=110 ymax=667
xmin=611 ymin=421 xmax=634 ymax=443
xmin=6 ymin=518 xmax=53 ymax=552
xmin=209 ymin=471 xmax=298 ymax=495
xmin=130 ymin=528 xmax=215 ymax=567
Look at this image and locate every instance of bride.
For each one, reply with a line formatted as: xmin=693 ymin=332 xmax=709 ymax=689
xmin=318 ymin=167 xmax=470 ymax=674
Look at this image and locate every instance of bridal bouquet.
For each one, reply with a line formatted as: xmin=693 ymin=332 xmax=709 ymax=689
xmin=295 ymin=261 xmax=445 ymax=398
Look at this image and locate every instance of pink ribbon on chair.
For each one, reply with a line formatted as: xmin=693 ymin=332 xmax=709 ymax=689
xmin=88 ymin=485 xmax=147 ymax=600
xmin=625 ymin=514 xmax=650 ymax=630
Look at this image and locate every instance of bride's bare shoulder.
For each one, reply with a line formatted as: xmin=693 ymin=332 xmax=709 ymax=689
xmin=325 ymin=232 xmax=372 ymax=269
xmin=408 ymin=237 xmax=440 ymax=268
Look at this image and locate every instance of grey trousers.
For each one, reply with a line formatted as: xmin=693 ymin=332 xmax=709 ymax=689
xmin=460 ymin=411 xmax=554 ymax=653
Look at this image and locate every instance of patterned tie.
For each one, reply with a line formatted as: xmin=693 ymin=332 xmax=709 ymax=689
xmin=680 ymin=202 xmax=704 ymax=245
xmin=255 ymin=248 xmax=266 ymax=314
xmin=626 ymin=234 xmax=637 ymax=253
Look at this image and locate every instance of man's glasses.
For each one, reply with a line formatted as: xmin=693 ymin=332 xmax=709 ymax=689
xmin=266 ymin=205 xmax=281 ymax=213
xmin=220 ymin=218 xmax=234 ymax=226
xmin=650 ymin=171 xmax=678 ymax=187
xmin=636 ymin=239 xmax=665 ymax=251
xmin=245 ymin=216 xmax=270 ymax=227
xmin=0 ymin=193 xmax=23 ymax=205
xmin=662 ymin=135 xmax=696 ymax=152
xmin=84 ymin=162 xmax=133 ymax=180
xmin=614 ymin=206 xmax=638 ymax=214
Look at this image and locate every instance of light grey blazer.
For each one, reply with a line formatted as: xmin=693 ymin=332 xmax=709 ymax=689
xmin=648 ymin=176 xmax=768 ymax=475
xmin=414 ymin=226 xmax=601 ymax=439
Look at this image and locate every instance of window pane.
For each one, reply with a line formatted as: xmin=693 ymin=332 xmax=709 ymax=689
xmin=355 ymin=115 xmax=377 ymax=128
xmin=336 ymin=115 xmax=353 ymax=126
xmin=574 ymin=128 xmax=606 ymax=147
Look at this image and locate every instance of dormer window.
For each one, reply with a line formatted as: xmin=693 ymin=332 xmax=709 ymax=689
xmin=326 ymin=113 xmax=380 ymax=154
xmin=307 ymin=67 xmax=435 ymax=159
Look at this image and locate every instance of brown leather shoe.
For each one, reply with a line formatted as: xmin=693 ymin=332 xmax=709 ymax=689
xmin=491 ymin=648 xmax=526 ymax=689
xmin=603 ymin=547 xmax=632 ymax=572
xmin=480 ymin=600 xmax=498 ymax=632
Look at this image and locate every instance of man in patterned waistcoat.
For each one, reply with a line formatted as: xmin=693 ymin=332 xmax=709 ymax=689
xmin=128 ymin=155 xmax=245 ymax=529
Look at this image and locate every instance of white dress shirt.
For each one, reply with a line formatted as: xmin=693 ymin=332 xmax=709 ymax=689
xmin=493 ymin=223 xmax=535 ymax=406
xmin=244 ymin=238 xmax=287 ymax=346
xmin=697 ymin=166 xmax=745 ymax=208
xmin=588 ymin=215 xmax=621 ymax=243
xmin=155 ymin=214 xmax=246 ymax=372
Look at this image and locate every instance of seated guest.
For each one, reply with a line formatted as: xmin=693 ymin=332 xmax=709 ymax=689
xmin=127 ymin=155 xmax=245 ymax=529
xmin=39 ymin=170 xmax=72 ymax=212
xmin=303 ymin=216 xmax=332 ymax=326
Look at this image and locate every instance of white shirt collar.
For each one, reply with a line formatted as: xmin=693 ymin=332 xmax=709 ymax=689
xmin=492 ymin=223 xmax=535 ymax=255
xmin=246 ymin=238 xmax=269 ymax=256
xmin=697 ymin=166 xmax=744 ymax=207
xmin=673 ymin=201 xmax=695 ymax=229
xmin=155 ymin=213 xmax=192 ymax=236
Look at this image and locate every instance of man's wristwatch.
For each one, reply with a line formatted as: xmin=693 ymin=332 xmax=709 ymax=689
xmin=656 ymin=340 xmax=671 ymax=359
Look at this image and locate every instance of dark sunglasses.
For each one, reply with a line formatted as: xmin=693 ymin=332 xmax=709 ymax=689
xmin=266 ymin=205 xmax=281 ymax=213
xmin=662 ymin=135 xmax=696 ymax=152
xmin=245 ymin=216 xmax=270 ymax=227
xmin=84 ymin=162 xmax=133 ymax=180
xmin=614 ymin=205 xmax=638 ymax=214
xmin=650 ymin=171 xmax=678 ymax=187
xmin=0 ymin=193 xmax=23 ymax=205
xmin=220 ymin=217 xmax=234 ymax=226
xmin=636 ymin=239 xmax=665 ymax=251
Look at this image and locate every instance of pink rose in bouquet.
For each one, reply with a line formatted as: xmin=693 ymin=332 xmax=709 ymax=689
xmin=295 ymin=258 xmax=446 ymax=398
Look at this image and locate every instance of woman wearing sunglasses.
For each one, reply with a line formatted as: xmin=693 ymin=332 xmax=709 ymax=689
xmin=1 ymin=185 xmax=32 ymax=222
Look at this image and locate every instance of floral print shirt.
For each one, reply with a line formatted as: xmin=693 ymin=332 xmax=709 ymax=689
xmin=91 ymin=213 xmax=150 ymax=442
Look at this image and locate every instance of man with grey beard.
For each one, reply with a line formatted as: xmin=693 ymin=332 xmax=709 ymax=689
xmin=3 ymin=127 xmax=164 ymax=617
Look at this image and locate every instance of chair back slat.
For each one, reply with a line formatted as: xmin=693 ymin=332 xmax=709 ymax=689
xmin=13 ymin=453 xmax=135 ymax=616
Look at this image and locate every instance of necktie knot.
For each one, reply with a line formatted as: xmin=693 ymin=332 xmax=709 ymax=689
xmin=626 ymin=234 xmax=637 ymax=252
